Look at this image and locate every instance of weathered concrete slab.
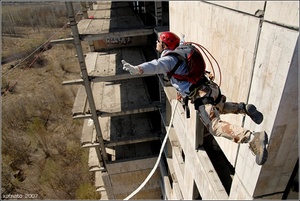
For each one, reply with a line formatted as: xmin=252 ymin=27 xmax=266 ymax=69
xmin=77 ymin=16 xmax=153 ymax=41
xmin=72 ymin=85 xmax=88 ymax=116
xmin=86 ymin=47 xmax=146 ymax=77
xmin=210 ymin=1 xmax=265 ymax=15
xmin=213 ymin=1 xmax=300 ymax=28
xmin=101 ymin=112 xmax=161 ymax=142
xmin=81 ymin=113 xmax=160 ymax=148
xmin=93 ymin=78 xmax=154 ymax=113
xmin=72 ymin=48 xmax=157 ymax=117
xmin=235 ymin=21 xmax=299 ymax=198
xmin=84 ymin=48 xmax=153 ymax=80
xmin=88 ymin=5 xmax=134 ymax=19
xmin=88 ymin=147 xmax=105 ymax=172
xmin=264 ymin=1 xmax=299 ymax=28
xmin=95 ymin=171 xmax=106 ymax=192
xmin=104 ymin=157 xmax=161 ymax=199
xmin=81 ymin=119 xmax=96 ymax=147
xmin=92 ymin=1 xmax=131 ymax=10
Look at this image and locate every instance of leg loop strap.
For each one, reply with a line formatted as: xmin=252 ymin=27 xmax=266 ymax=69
xmin=193 ymin=97 xmax=215 ymax=110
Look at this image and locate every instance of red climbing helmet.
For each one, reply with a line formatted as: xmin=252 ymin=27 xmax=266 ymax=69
xmin=159 ymin=31 xmax=180 ymax=50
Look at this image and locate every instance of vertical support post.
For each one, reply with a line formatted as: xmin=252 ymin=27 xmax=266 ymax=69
xmin=88 ymin=2 xmax=94 ymax=10
xmin=195 ymin=111 xmax=204 ymax=149
xmin=154 ymin=1 xmax=163 ymax=26
xmin=80 ymin=2 xmax=89 ymax=19
xmin=65 ymin=2 xmax=108 ymax=162
xmin=159 ymin=74 xmax=166 ymax=127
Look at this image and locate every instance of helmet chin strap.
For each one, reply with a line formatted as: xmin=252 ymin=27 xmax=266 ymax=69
xmin=162 ymin=43 xmax=168 ymax=50
xmin=157 ymin=43 xmax=167 ymax=54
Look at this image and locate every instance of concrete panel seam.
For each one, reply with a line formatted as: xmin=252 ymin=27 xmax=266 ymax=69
xmin=263 ymin=19 xmax=299 ymax=31
xmin=206 ymin=1 xmax=298 ymax=31
xmin=203 ymin=1 xmax=265 ymax=19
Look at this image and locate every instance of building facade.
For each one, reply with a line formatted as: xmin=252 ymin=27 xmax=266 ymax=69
xmin=64 ymin=1 xmax=299 ymax=200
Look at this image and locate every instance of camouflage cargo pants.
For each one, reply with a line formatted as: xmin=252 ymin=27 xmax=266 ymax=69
xmin=190 ymin=80 xmax=251 ymax=143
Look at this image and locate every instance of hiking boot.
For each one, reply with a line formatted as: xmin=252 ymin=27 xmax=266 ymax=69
xmin=249 ymin=131 xmax=268 ymax=165
xmin=245 ymin=104 xmax=263 ymax=124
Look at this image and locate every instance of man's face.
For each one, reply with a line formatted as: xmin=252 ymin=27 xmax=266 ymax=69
xmin=156 ymin=39 xmax=163 ymax=53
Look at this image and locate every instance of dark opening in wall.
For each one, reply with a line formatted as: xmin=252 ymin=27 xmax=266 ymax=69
xmin=193 ymin=180 xmax=202 ymax=200
xmin=132 ymin=1 xmax=169 ymax=27
xmin=181 ymin=149 xmax=185 ymax=163
xmin=283 ymin=159 xmax=299 ymax=199
xmin=114 ymin=139 xmax=161 ymax=160
xmin=161 ymin=155 xmax=174 ymax=188
xmin=203 ymin=134 xmax=235 ymax=195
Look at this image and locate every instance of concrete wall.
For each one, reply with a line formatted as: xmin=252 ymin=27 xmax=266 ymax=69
xmin=103 ymin=157 xmax=161 ymax=199
xmin=169 ymin=1 xmax=298 ymax=199
xmin=171 ymin=99 xmax=228 ymax=199
xmin=91 ymin=35 xmax=148 ymax=51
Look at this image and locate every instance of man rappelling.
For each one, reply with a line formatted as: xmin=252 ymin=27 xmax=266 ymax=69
xmin=122 ymin=31 xmax=268 ymax=165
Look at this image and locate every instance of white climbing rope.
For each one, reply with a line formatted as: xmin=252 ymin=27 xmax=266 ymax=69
xmin=124 ymin=101 xmax=179 ymax=200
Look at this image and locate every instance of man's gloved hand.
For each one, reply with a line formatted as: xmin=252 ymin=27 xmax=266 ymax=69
xmin=176 ymin=92 xmax=184 ymax=103
xmin=121 ymin=60 xmax=139 ymax=75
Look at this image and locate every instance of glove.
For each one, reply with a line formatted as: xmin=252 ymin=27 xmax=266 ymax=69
xmin=122 ymin=60 xmax=139 ymax=75
xmin=176 ymin=92 xmax=183 ymax=103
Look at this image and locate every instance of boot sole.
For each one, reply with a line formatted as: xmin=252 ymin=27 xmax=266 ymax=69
xmin=246 ymin=104 xmax=263 ymax=125
xmin=256 ymin=131 xmax=268 ymax=165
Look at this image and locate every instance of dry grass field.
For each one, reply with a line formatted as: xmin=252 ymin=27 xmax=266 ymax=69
xmin=1 ymin=2 xmax=101 ymax=199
